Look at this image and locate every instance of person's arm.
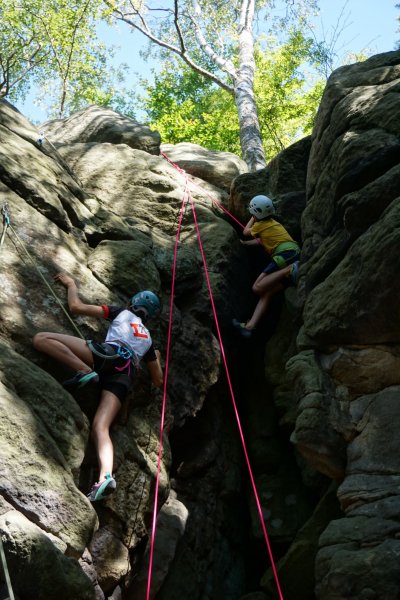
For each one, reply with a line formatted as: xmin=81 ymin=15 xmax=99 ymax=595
xmin=240 ymin=238 xmax=260 ymax=246
xmin=146 ymin=349 xmax=163 ymax=387
xmin=54 ymin=272 xmax=104 ymax=318
xmin=242 ymin=217 xmax=255 ymax=237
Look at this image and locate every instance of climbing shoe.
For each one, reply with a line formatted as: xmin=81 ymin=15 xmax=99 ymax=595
xmin=87 ymin=473 xmax=116 ymax=502
xmin=232 ymin=318 xmax=253 ymax=338
xmin=289 ymin=261 xmax=300 ymax=285
xmin=62 ymin=370 xmax=99 ymax=388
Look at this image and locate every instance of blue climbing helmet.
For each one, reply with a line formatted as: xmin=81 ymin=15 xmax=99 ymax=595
xmin=130 ymin=290 xmax=160 ymax=321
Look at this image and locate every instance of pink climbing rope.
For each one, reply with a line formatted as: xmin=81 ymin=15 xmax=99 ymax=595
xmin=160 ymin=150 xmax=245 ymax=229
xmin=146 ymin=177 xmax=190 ymax=600
xmin=188 ymin=189 xmax=285 ymax=600
xmin=146 ymin=153 xmax=284 ymax=598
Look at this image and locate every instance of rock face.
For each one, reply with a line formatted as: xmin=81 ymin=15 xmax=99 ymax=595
xmin=0 ymin=98 xmax=253 ymax=599
xmin=1 ymin=47 xmax=400 ymax=600
xmin=161 ymin=141 xmax=248 ymax=191
xmin=265 ymin=50 xmax=400 ymax=599
xmin=41 ymin=104 xmax=161 ymax=155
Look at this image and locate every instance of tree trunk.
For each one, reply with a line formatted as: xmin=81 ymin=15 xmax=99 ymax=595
xmin=235 ymin=0 xmax=266 ymax=171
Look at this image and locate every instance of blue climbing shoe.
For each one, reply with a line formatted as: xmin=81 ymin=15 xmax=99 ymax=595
xmin=87 ymin=473 xmax=116 ymax=502
xmin=289 ymin=261 xmax=300 ymax=285
xmin=232 ymin=318 xmax=253 ymax=338
xmin=63 ymin=370 xmax=99 ymax=388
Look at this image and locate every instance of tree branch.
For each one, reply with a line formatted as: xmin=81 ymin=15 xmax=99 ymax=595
xmin=190 ymin=0 xmax=237 ymax=79
xmin=174 ymin=0 xmax=186 ymax=55
xmin=105 ymin=0 xmax=235 ymax=93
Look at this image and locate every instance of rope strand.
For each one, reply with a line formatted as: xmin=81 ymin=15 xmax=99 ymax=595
xmin=0 ymin=537 xmax=15 ymax=600
xmin=160 ymin=151 xmax=245 ymax=229
xmin=146 ymin=178 xmax=190 ymax=600
xmin=188 ymin=190 xmax=284 ymax=600
xmin=7 ymin=223 xmax=85 ymax=339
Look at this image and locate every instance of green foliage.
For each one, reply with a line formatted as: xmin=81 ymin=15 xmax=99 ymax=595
xmin=140 ymin=29 xmax=324 ymax=160
xmin=0 ymin=0 xmax=135 ymax=117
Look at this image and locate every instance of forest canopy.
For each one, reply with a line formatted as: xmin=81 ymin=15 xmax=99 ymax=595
xmin=1 ymin=0 xmax=389 ymax=166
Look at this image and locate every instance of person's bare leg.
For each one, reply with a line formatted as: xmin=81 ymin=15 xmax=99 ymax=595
xmin=91 ymin=390 xmax=121 ymax=481
xmin=253 ymin=264 xmax=291 ymax=296
xmin=246 ymin=282 xmax=284 ymax=330
xmin=234 ymin=265 xmax=292 ymax=335
xmin=33 ymin=332 xmax=93 ymax=372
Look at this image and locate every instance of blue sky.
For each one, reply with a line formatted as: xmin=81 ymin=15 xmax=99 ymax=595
xmin=15 ymin=0 xmax=399 ymax=124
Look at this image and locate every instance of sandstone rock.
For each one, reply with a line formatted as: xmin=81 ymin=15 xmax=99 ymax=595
xmin=127 ymin=490 xmax=189 ymax=599
xmin=268 ymin=136 xmax=311 ymax=196
xmin=0 ymin=379 xmax=97 ymax=555
xmin=161 ymin=142 xmax=248 ymax=191
xmin=261 ymin=485 xmax=341 ymax=600
xmin=320 ymin=345 xmax=400 ymax=399
xmin=290 ymin=50 xmax=400 ymax=600
xmin=79 ymin=549 xmax=106 ymax=600
xmin=0 ymin=511 xmax=95 ymax=600
xmin=316 ymin=516 xmax=400 ymax=600
xmin=57 ymin=142 xmax=225 ymax=237
xmin=0 ymin=101 xmax=93 ymax=233
xmin=287 ymin=351 xmax=347 ymax=479
xmin=166 ymin=313 xmax=221 ymax=426
xmin=87 ymin=239 xmax=161 ymax=295
xmin=229 ymin=166 xmax=270 ymax=223
xmin=42 ymin=105 xmax=161 ymax=154
xmin=302 ymin=197 xmax=400 ymax=345
xmin=0 ymin=339 xmax=89 ymax=471
xmin=90 ymin=527 xmax=130 ymax=593
xmin=0 ymin=97 xmax=259 ymax=600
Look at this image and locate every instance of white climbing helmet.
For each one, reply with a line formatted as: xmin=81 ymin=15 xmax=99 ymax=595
xmin=248 ymin=195 xmax=275 ymax=219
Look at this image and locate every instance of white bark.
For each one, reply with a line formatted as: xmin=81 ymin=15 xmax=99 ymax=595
xmin=234 ymin=0 xmax=266 ymax=170
xmin=110 ymin=0 xmax=267 ymax=171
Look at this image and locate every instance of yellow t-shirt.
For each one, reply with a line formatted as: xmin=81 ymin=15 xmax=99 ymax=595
xmin=250 ymin=219 xmax=295 ymax=255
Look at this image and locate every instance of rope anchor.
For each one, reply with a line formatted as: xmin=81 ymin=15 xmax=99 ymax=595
xmin=0 ymin=203 xmax=10 ymax=253
xmin=2 ymin=203 xmax=10 ymax=226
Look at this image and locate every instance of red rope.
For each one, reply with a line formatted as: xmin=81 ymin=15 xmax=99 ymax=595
xmin=188 ymin=189 xmax=285 ymax=600
xmin=146 ymin=153 xmax=284 ymax=598
xmin=160 ymin=150 xmax=245 ymax=229
xmin=146 ymin=178 xmax=189 ymax=600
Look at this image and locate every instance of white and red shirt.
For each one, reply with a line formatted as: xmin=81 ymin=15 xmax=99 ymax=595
xmin=102 ymin=305 xmax=156 ymax=362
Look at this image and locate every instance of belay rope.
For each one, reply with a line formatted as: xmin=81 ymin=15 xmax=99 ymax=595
xmin=145 ymin=156 xmax=284 ymax=600
xmin=0 ymin=536 xmax=15 ymax=600
xmin=146 ymin=176 xmax=190 ymax=600
xmin=1 ymin=154 xmax=284 ymax=597
xmin=0 ymin=203 xmax=84 ymax=340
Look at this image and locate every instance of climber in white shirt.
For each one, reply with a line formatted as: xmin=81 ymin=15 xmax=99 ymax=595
xmin=33 ymin=272 xmax=163 ymax=502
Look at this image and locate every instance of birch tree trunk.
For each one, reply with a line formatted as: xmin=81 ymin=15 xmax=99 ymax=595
xmin=110 ymin=0 xmax=268 ymax=171
xmin=235 ymin=0 xmax=266 ymax=171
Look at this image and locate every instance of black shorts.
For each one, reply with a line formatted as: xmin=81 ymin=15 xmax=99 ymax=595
xmin=89 ymin=342 xmax=135 ymax=403
xmin=262 ymin=249 xmax=300 ymax=288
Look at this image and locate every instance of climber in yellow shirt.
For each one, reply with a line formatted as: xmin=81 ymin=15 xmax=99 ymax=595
xmin=233 ymin=195 xmax=300 ymax=338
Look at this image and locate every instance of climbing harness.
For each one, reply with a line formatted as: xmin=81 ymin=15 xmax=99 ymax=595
xmin=147 ymin=158 xmax=284 ymax=600
xmin=272 ymin=241 xmax=301 ymax=269
xmin=0 ymin=203 xmax=85 ymax=339
xmin=0 ymin=536 xmax=15 ymax=600
xmin=87 ymin=340 xmax=135 ymax=362
xmin=87 ymin=340 xmax=138 ymax=377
